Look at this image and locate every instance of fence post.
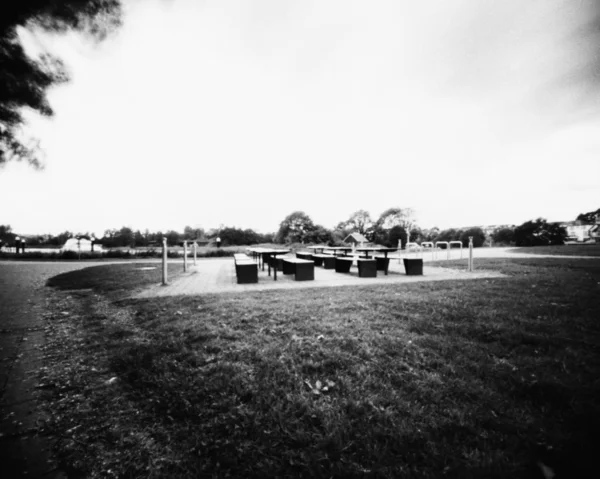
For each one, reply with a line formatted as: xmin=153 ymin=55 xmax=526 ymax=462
xmin=468 ymin=236 xmax=473 ymax=272
xmin=162 ymin=237 xmax=168 ymax=285
xmin=193 ymin=241 xmax=197 ymax=265
xmin=183 ymin=241 xmax=188 ymax=272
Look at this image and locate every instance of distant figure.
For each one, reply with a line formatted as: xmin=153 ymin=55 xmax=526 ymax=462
xmin=216 ymin=236 xmax=221 ymax=248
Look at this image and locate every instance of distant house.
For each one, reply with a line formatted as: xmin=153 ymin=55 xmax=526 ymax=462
xmin=343 ymin=233 xmax=368 ymax=245
xmin=559 ymin=220 xmax=599 ymax=243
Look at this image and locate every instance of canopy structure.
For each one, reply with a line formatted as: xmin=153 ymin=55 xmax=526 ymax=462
xmin=61 ymin=238 xmax=97 ymax=252
xmin=343 ymin=233 xmax=368 ymax=245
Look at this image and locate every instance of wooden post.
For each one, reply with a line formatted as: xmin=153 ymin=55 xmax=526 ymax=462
xmin=468 ymin=236 xmax=473 ymax=272
xmin=183 ymin=240 xmax=188 ymax=272
xmin=193 ymin=241 xmax=197 ymax=265
xmin=162 ymin=237 xmax=168 ymax=285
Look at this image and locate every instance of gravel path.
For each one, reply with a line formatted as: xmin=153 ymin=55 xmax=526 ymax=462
xmin=0 ymin=261 xmax=105 ymax=478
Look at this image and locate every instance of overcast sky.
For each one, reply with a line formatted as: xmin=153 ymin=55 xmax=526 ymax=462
xmin=2 ymin=0 xmax=599 ymax=237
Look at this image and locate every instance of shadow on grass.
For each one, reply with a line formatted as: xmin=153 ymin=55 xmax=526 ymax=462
xmin=46 ymin=263 xmax=172 ymax=296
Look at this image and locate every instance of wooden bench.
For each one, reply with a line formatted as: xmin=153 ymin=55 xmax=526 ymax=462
xmin=282 ymin=258 xmax=314 ymax=281
xmin=313 ymin=253 xmax=335 ymax=268
xmin=296 ymin=252 xmax=314 ymax=261
xmin=357 ymin=258 xmax=377 ymax=277
xmin=234 ymin=254 xmax=258 ymax=283
xmin=334 ymin=256 xmax=353 ymax=273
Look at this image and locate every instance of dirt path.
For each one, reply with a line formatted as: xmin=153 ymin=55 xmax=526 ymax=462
xmin=0 ymin=261 xmax=105 ymax=478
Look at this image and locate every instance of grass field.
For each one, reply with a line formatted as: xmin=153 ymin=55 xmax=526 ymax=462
xmin=511 ymin=244 xmax=600 ymax=256
xmin=40 ymin=257 xmax=600 ymax=478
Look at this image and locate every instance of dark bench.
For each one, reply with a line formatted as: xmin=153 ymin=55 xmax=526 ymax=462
xmin=403 ymin=258 xmax=423 ymax=275
xmin=282 ymin=258 xmax=314 ymax=281
xmin=234 ymin=254 xmax=258 ymax=283
xmin=334 ymin=256 xmax=353 ymax=273
xmin=357 ymin=258 xmax=377 ymax=277
xmin=267 ymin=255 xmax=287 ymax=271
xmin=296 ymin=252 xmax=314 ymax=261
xmin=375 ymin=256 xmax=390 ymax=272
xmin=313 ymin=253 xmax=335 ymax=268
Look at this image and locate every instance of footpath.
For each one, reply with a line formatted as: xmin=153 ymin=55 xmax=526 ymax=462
xmin=0 ymin=261 xmax=104 ymax=478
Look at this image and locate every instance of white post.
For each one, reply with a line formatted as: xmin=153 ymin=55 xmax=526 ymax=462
xmin=193 ymin=241 xmax=197 ymax=265
xmin=468 ymin=236 xmax=473 ymax=272
xmin=398 ymin=239 xmax=402 ymax=263
xmin=162 ymin=237 xmax=168 ymax=285
xmin=183 ymin=240 xmax=188 ymax=272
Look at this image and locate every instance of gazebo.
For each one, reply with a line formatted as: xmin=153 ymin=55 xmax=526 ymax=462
xmin=343 ymin=232 xmax=368 ymax=246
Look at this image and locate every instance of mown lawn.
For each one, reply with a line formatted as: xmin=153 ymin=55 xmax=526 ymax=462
xmin=40 ymin=257 xmax=600 ymax=478
xmin=511 ymin=244 xmax=600 ymax=256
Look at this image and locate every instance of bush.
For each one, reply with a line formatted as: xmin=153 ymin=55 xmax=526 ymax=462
xmin=514 ymin=218 xmax=567 ymax=246
xmin=459 ymin=227 xmax=486 ymax=247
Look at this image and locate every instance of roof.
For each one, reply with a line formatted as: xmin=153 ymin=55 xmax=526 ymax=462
xmin=343 ymin=233 xmax=368 ymax=243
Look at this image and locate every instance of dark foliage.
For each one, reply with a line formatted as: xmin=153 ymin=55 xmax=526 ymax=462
xmin=514 ymin=218 xmax=567 ymax=246
xmin=492 ymin=227 xmax=515 ymax=246
xmin=1 ymin=0 xmax=122 ymax=167
xmin=576 ymin=208 xmax=600 ymax=224
xmin=459 ymin=227 xmax=486 ymax=247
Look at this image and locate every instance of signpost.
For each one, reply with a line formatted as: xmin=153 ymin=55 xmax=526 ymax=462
xmin=183 ymin=241 xmax=188 ymax=272
xmin=468 ymin=237 xmax=473 ymax=272
xmin=162 ymin=237 xmax=168 ymax=285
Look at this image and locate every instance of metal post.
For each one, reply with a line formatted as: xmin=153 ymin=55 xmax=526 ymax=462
xmin=15 ymin=236 xmax=20 ymax=254
xmin=468 ymin=236 xmax=473 ymax=272
xmin=162 ymin=237 xmax=168 ymax=285
xmin=193 ymin=241 xmax=197 ymax=265
xmin=183 ymin=241 xmax=188 ymax=272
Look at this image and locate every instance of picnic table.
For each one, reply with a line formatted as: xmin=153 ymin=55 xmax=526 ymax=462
xmin=306 ymin=245 xmax=329 ymax=254
xmin=247 ymin=248 xmax=290 ymax=280
xmin=321 ymin=246 xmax=353 ymax=256
xmin=355 ymin=247 xmax=398 ymax=275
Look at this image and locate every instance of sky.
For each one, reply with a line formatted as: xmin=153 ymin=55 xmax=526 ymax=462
xmin=1 ymin=0 xmax=599 ymax=237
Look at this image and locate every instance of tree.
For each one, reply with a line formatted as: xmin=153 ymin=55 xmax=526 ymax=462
xmin=514 ymin=218 xmax=567 ymax=246
xmin=275 ymin=211 xmax=316 ymax=244
xmin=409 ymin=227 xmax=423 ymax=243
xmin=435 ymin=228 xmax=461 ymax=243
xmin=305 ymin=224 xmax=333 ymax=245
xmin=341 ymin=210 xmax=373 ymax=235
xmin=375 ymin=207 xmax=415 ymax=231
xmin=165 ymin=230 xmax=181 ymax=246
xmin=1 ymin=0 xmax=122 ymax=167
xmin=492 ymin=227 xmax=515 ymax=245
xmin=387 ymin=225 xmax=408 ymax=248
xmin=0 ymin=224 xmax=14 ymax=241
xmin=370 ymin=207 xmax=416 ymax=245
xmin=184 ymin=225 xmax=205 ymax=240
xmin=576 ymin=208 xmax=600 ymax=224
xmin=459 ymin=227 xmax=486 ymax=247
xmin=421 ymin=227 xmax=439 ymax=242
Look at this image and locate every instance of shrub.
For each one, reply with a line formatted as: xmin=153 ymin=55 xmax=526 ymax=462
xmin=459 ymin=227 xmax=486 ymax=247
xmin=514 ymin=218 xmax=567 ymax=246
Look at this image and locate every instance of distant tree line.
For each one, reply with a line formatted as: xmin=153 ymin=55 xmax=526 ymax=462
xmin=3 ymin=205 xmax=597 ymax=250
